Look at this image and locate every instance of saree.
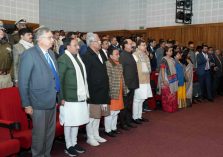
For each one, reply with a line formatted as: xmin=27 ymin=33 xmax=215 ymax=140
xmin=175 ymin=60 xmax=187 ymax=109
xmin=185 ymin=60 xmax=193 ymax=106
xmin=158 ymin=57 xmax=178 ymax=112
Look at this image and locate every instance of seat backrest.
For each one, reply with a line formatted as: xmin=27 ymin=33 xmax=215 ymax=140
xmin=0 ymin=87 xmax=28 ymax=130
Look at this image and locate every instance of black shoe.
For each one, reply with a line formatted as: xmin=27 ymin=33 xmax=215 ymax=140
xmin=65 ymin=146 xmax=78 ymax=156
xmin=74 ymin=144 xmax=85 ymax=154
xmin=105 ymin=131 xmax=116 ymax=137
xmin=138 ymin=118 xmax=149 ymax=122
xmin=120 ymin=125 xmax=130 ymax=130
xmin=207 ymin=98 xmax=214 ymax=102
xmin=127 ymin=123 xmax=137 ymax=128
xmin=196 ymin=99 xmax=202 ymax=102
xmin=192 ymin=99 xmax=197 ymax=104
xmin=112 ymin=129 xmax=121 ymax=134
xmin=132 ymin=119 xmax=142 ymax=124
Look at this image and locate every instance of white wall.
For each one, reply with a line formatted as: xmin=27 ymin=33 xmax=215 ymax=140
xmin=39 ymin=0 xmax=223 ymax=32
xmin=0 ymin=0 xmax=39 ymax=23
xmin=1 ymin=0 xmax=219 ymax=32
xmin=147 ymin=0 xmax=223 ymax=28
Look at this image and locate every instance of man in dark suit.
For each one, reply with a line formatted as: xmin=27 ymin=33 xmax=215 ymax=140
xmin=108 ymin=36 xmax=121 ymax=51
xmin=196 ymin=45 xmax=213 ymax=101
xmin=82 ymin=33 xmax=110 ymax=146
xmin=18 ymin=27 xmax=60 ymax=157
xmin=99 ymin=39 xmax=109 ymax=62
xmin=147 ymin=38 xmax=157 ymax=71
xmin=212 ymin=49 xmax=223 ymax=96
xmin=119 ymin=39 xmax=139 ymax=130
xmin=155 ymin=39 xmax=166 ymax=70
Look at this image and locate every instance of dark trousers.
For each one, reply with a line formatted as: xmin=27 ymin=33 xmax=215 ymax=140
xmin=31 ymin=107 xmax=56 ymax=157
xmin=198 ymin=70 xmax=213 ymax=100
xmin=119 ymin=89 xmax=135 ymax=126
xmin=213 ymin=75 xmax=222 ymax=96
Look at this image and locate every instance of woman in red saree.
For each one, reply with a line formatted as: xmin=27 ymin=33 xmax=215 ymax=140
xmin=157 ymin=47 xmax=178 ymax=112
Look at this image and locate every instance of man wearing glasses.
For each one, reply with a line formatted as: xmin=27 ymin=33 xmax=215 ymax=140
xmin=18 ymin=27 xmax=59 ymax=157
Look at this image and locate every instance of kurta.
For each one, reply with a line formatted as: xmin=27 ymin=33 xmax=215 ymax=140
xmin=58 ymin=52 xmax=89 ymax=126
xmin=133 ymin=50 xmax=153 ymax=99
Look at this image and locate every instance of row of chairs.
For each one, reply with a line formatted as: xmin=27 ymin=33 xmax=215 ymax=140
xmin=0 ymin=87 xmax=64 ymax=156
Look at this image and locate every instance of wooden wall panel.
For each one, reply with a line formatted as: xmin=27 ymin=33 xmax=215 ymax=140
xmin=147 ymin=26 xmax=182 ymax=43
xmin=181 ymin=25 xmax=207 ymax=47
xmin=96 ymin=22 xmax=223 ymax=50
xmin=96 ymin=30 xmax=128 ymax=38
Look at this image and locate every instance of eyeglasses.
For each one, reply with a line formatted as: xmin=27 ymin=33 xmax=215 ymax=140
xmin=42 ymin=36 xmax=54 ymax=40
xmin=93 ymin=40 xmax=101 ymax=44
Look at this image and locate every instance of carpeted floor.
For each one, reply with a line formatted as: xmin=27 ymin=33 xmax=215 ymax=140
xmin=25 ymin=96 xmax=223 ymax=157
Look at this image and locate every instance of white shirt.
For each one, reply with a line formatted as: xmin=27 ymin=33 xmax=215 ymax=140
xmin=102 ymin=49 xmax=108 ymax=59
xmin=202 ymin=52 xmax=210 ymax=70
xmin=40 ymin=47 xmax=56 ymax=69
xmin=97 ymin=53 xmax=103 ymax=63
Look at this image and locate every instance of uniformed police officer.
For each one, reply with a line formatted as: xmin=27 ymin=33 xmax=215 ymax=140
xmin=9 ymin=19 xmax=27 ymax=45
xmin=0 ymin=21 xmax=13 ymax=89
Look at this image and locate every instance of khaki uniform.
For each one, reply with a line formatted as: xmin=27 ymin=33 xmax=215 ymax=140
xmin=0 ymin=41 xmax=13 ymax=88
xmin=9 ymin=31 xmax=20 ymax=45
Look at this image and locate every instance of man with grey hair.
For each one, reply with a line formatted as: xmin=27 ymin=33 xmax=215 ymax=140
xmin=82 ymin=32 xmax=110 ymax=146
xmin=18 ymin=27 xmax=60 ymax=157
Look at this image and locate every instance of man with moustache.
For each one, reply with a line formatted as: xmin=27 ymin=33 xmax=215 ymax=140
xmin=13 ymin=28 xmax=34 ymax=86
xmin=119 ymin=39 xmax=139 ymax=130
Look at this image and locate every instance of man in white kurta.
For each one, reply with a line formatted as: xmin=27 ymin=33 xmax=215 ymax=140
xmin=58 ymin=38 xmax=89 ymax=156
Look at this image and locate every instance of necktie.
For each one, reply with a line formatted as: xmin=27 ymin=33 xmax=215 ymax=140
xmin=45 ymin=53 xmax=60 ymax=92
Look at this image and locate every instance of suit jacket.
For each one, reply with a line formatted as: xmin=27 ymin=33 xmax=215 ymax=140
xmin=155 ymin=47 xmax=164 ymax=70
xmin=119 ymin=50 xmax=139 ymax=90
xmin=82 ymin=47 xmax=110 ymax=104
xmin=108 ymin=44 xmax=121 ymax=52
xmin=9 ymin=32 xmax=20 ymax=45
xmin=213 ymin=54 xmax=223 ymax=77
xmin=13 ymin=43 xmax=26 ymax=81
xmin=148 ymin=45 xmax=157 ymax=71
xmin=189 ymin=50 xmax=196 ymax=66
xmin=196 ymin=52 xmax=208 ymax=75
xmin=18 ymin=45 xmax=58 ymax=110
xmin=99 ymin=49 xmax=108 ymax=62
xmin=58 ymin=53 xmax=78 ymax=102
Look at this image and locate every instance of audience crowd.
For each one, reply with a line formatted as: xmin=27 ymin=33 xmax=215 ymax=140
xmin=1 ymin=19 xmax=223 ymax=157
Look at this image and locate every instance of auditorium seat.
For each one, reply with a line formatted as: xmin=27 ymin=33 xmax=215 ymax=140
xmin=0 ymin=120 xmax=20 ymax=157
xmin=0 ymin=87 xmax=32 ymax=149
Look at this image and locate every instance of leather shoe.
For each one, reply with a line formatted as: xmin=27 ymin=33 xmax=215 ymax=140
xmin=120 ymin=125 xmax=130 ymax=131
xmin=112 ymin=130 xmax=121 ymax=134
xmin=127 ymin=123 xmax=137 ymax=128
xmin=208 ymin=98 xmax=214 ymax=102
xmin=105 ymin=131 xmax=116 ymax=137
xmin=132 ymin=119 xmax=142 ymax=124
xmin=138 ymin=118 xmax=149 ymax=122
